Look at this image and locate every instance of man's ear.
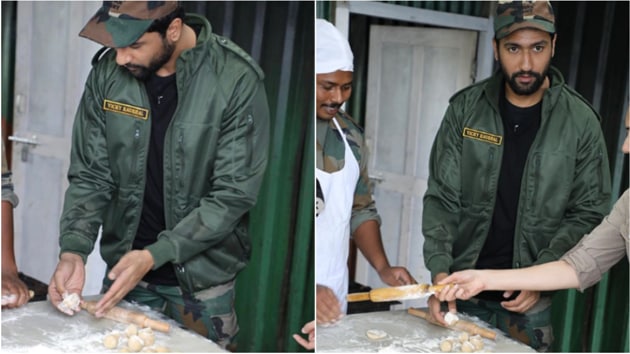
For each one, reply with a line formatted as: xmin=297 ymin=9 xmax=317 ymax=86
xmin=492 ymin=38 xmax=499 ymax=61
xmin=167 ymin=18 xmax=183 ymax=42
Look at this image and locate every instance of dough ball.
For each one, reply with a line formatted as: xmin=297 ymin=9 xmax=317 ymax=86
xmin=439 ymin=339 xmax=453 ymax=352
xmin=444 ymin=312 xmax=459 ymax=326
xmin=128 ymin=335 xmax=145 ymax=352
xmin=470 ymin=335 xmax=484 ymax=351
xmin=458 ymin=332 xmax=469 ymax=343
xmin=365 ymin=329 xmax=388 ymax=340
xmin=138 ymin=328 xmax=155 ymax=346
xmin=461 ymin=341 xmax=475 ymax=353
xmin=103 ymin=334 xmax=120 ymax=349
xmin=125 ymin=324 xmax=139 ymax=337
xmin=154 ymin=346 xmax=170 ymax=353
xmin=57 ymin=292 xmax=81 ymax=313
xmin=119 ymin=347 xmax=131 ymax=353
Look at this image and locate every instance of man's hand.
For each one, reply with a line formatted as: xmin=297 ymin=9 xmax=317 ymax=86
xmin=48 ymin=252 xmax=85 ymax=315
xmin=500 ymin=290 xmax=540 ymax=313
xmin=293 ymin=320 xmax=315 ymax=350
xmin=428 ymin=272 xmax=457 ymax=326
xmin=2 ymin=270 xmax=30 ymax=309
xmin=316 ymin=285 xmax=342 ymax=325
xmin=377 ymin=266 xmax=416 ymax=287
xmin=94 ymin=250 xmax=154 ymax=317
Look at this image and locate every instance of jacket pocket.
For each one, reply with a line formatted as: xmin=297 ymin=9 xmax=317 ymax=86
xmin=238 ymin=111 xmax=255 ymax=170
xmin=520 ymin=222 xmax=558 ymax=263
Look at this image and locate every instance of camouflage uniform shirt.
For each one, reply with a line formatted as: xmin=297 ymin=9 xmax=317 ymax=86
xmin=316 ymin=110 xmax=380 ymax=234
xmin=1 ymin=140 xmax=18 ymax=206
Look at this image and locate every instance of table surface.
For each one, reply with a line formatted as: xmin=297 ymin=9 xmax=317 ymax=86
xmin=1 ymin=297 xmax=226 ymax=353
xmin=316 ymin=309 xmax=537 ymax=353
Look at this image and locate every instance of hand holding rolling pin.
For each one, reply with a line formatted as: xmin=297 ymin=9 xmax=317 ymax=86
xmin=94 ymin=249 xmax=154 ymax=317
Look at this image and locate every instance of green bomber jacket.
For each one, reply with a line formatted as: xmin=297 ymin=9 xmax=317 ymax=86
xmin=423 ymin=66 xmax=611 ymax=280
xmin=59 ymin=14 xmax=270 ymax=293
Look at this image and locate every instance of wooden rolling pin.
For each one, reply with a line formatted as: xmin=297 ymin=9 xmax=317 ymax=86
xmin=347 ymin=283 xmax=448 ymax=302
xmin=81 ymin=300 xmax=170 ymax=333
xmin=407 ymin=308 xmax=497 ymax=340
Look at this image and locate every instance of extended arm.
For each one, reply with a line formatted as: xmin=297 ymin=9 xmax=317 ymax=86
xmin=353 ymin=220 xmax=415 ymax=286
xmin=439 ymin=261 xmax=579 ymax=300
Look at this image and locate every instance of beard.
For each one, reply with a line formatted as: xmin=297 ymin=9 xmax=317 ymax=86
xmin=498 ymin=55 xmax=550 ymax=96
xmin=124 ymin=37 xmax=175 ymax=81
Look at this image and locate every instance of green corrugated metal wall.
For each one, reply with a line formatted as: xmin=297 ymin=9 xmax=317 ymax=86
xmin=319 ymin=1 xmax=628 ymax=352
xmin=180 ymin=2 xmax=315 ymax=352
xmin=2 ymin=2 xmax=314 ymax=352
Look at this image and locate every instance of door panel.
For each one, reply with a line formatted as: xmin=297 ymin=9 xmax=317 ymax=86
xmin=12 ymin=1 xmax=106 ymax=295
xmin=357 ymin=25 xmax=477 ymax=309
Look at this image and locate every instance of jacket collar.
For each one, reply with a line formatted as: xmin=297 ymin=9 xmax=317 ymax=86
xmin=175 ymin=13 xmax=213 ymax=85
xmin=484 ymin=65 xmax=566 ymax=113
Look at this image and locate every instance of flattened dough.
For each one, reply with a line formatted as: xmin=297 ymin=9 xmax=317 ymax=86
xmin=366 ymin=329 xmax=388 ymax=340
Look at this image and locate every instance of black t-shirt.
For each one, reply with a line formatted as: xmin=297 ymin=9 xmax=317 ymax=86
xmin=475 ymin=87 xmax=542 ymax=301
xmin=133 ymin=73 xmax=178 ymax=285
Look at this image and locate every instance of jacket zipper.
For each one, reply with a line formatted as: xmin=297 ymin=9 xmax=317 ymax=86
xmin=484 ymin=149 xmax=494 ymax=201
xmin=529 ymin=156 xmax=541 ymax=210
xmin=128 ymin=126 xmax=143 ymax=251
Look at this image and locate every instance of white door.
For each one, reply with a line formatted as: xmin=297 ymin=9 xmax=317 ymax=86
xmin=11 ymin=1 xmax=106 ymax=296
xmin=356 ymin=25 xmax=478 ymax=309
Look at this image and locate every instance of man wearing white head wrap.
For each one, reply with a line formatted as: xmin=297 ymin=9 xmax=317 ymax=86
xmin=315 ymin=19 xmax=415 ymax=326
xmin=315 ymin=19 xmax=353 ymax=74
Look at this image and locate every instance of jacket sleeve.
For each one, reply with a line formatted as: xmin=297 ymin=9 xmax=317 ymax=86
xmin=534 ymin=114 xmax=612 ymax=265
xmin=146 ymin=74 xmax=270 ymax=268
xmin=422 ymin=104 xmax=463 ymax=280
xmin=59 ymin=69 xmax=115 ymax=263
xmin=561 ymin=190 xmax=629 ymax=291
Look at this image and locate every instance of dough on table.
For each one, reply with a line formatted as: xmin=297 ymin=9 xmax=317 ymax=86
xmin=128 ymin=335 xmax=145 ymax=352
xmin=365 ymin=329 xmax=388 ymax=340
xmin=103 ymin=333 xmax=120 ymax=349
xmin=138 ymin=328 xmax=155 ymax=346
xmin=470 ymin=335 xmax=484 ymax=351
xmin=125 ymin=324 xmax=139 ymax=337
xmin=458 ymin=331 xmax=469 ymax=343
xmin=439 ymin=339 xmax=453 ymax=352
xmin=461 ymin=340 xmax=475 ymax=352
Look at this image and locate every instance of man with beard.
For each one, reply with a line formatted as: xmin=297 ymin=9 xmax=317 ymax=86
xmin=315 ymin=19 xmax=415 ymax=325
xmin=422 ymin=1 xmax=610 ymax=351
xmin=48 ymin=1 xmax=269 ymax=348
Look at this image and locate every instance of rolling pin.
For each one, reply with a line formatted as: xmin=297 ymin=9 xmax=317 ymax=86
xmin=347 ymin=283 xmax=448 ymax=302
xmin=407 ymin=308 xmax=497 ymax=340
xmin=81 ymin=300 xmax=170 ymax=333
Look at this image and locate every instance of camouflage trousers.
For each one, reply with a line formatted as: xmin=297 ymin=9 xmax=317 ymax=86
xmin=455 ymin=296 xmax=553 ymax=352
xmin=102 ymin=278 xmax=238 ymax=348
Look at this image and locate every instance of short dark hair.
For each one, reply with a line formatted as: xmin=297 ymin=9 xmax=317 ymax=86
xmin=146 ymin=5 xmax=186 ymax=36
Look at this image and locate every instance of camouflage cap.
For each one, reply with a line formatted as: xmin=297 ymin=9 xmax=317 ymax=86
xmin=79 ymin=1 xmax=178 ymax=48
xmin=494 ymin=1 xmax=555 ymax=40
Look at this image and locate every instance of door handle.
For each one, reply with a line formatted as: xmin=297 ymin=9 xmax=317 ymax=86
xmin=8 ymin=135 xmax=39 ymax=162
xmin=369 ymin=173 xmax=384 ymax=183
xmin=8 ymin=135 xmax=39 ymax=145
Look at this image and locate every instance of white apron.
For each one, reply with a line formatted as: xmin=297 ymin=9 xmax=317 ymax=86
xmin=315 ymin=117 xmax=360 ymax=314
